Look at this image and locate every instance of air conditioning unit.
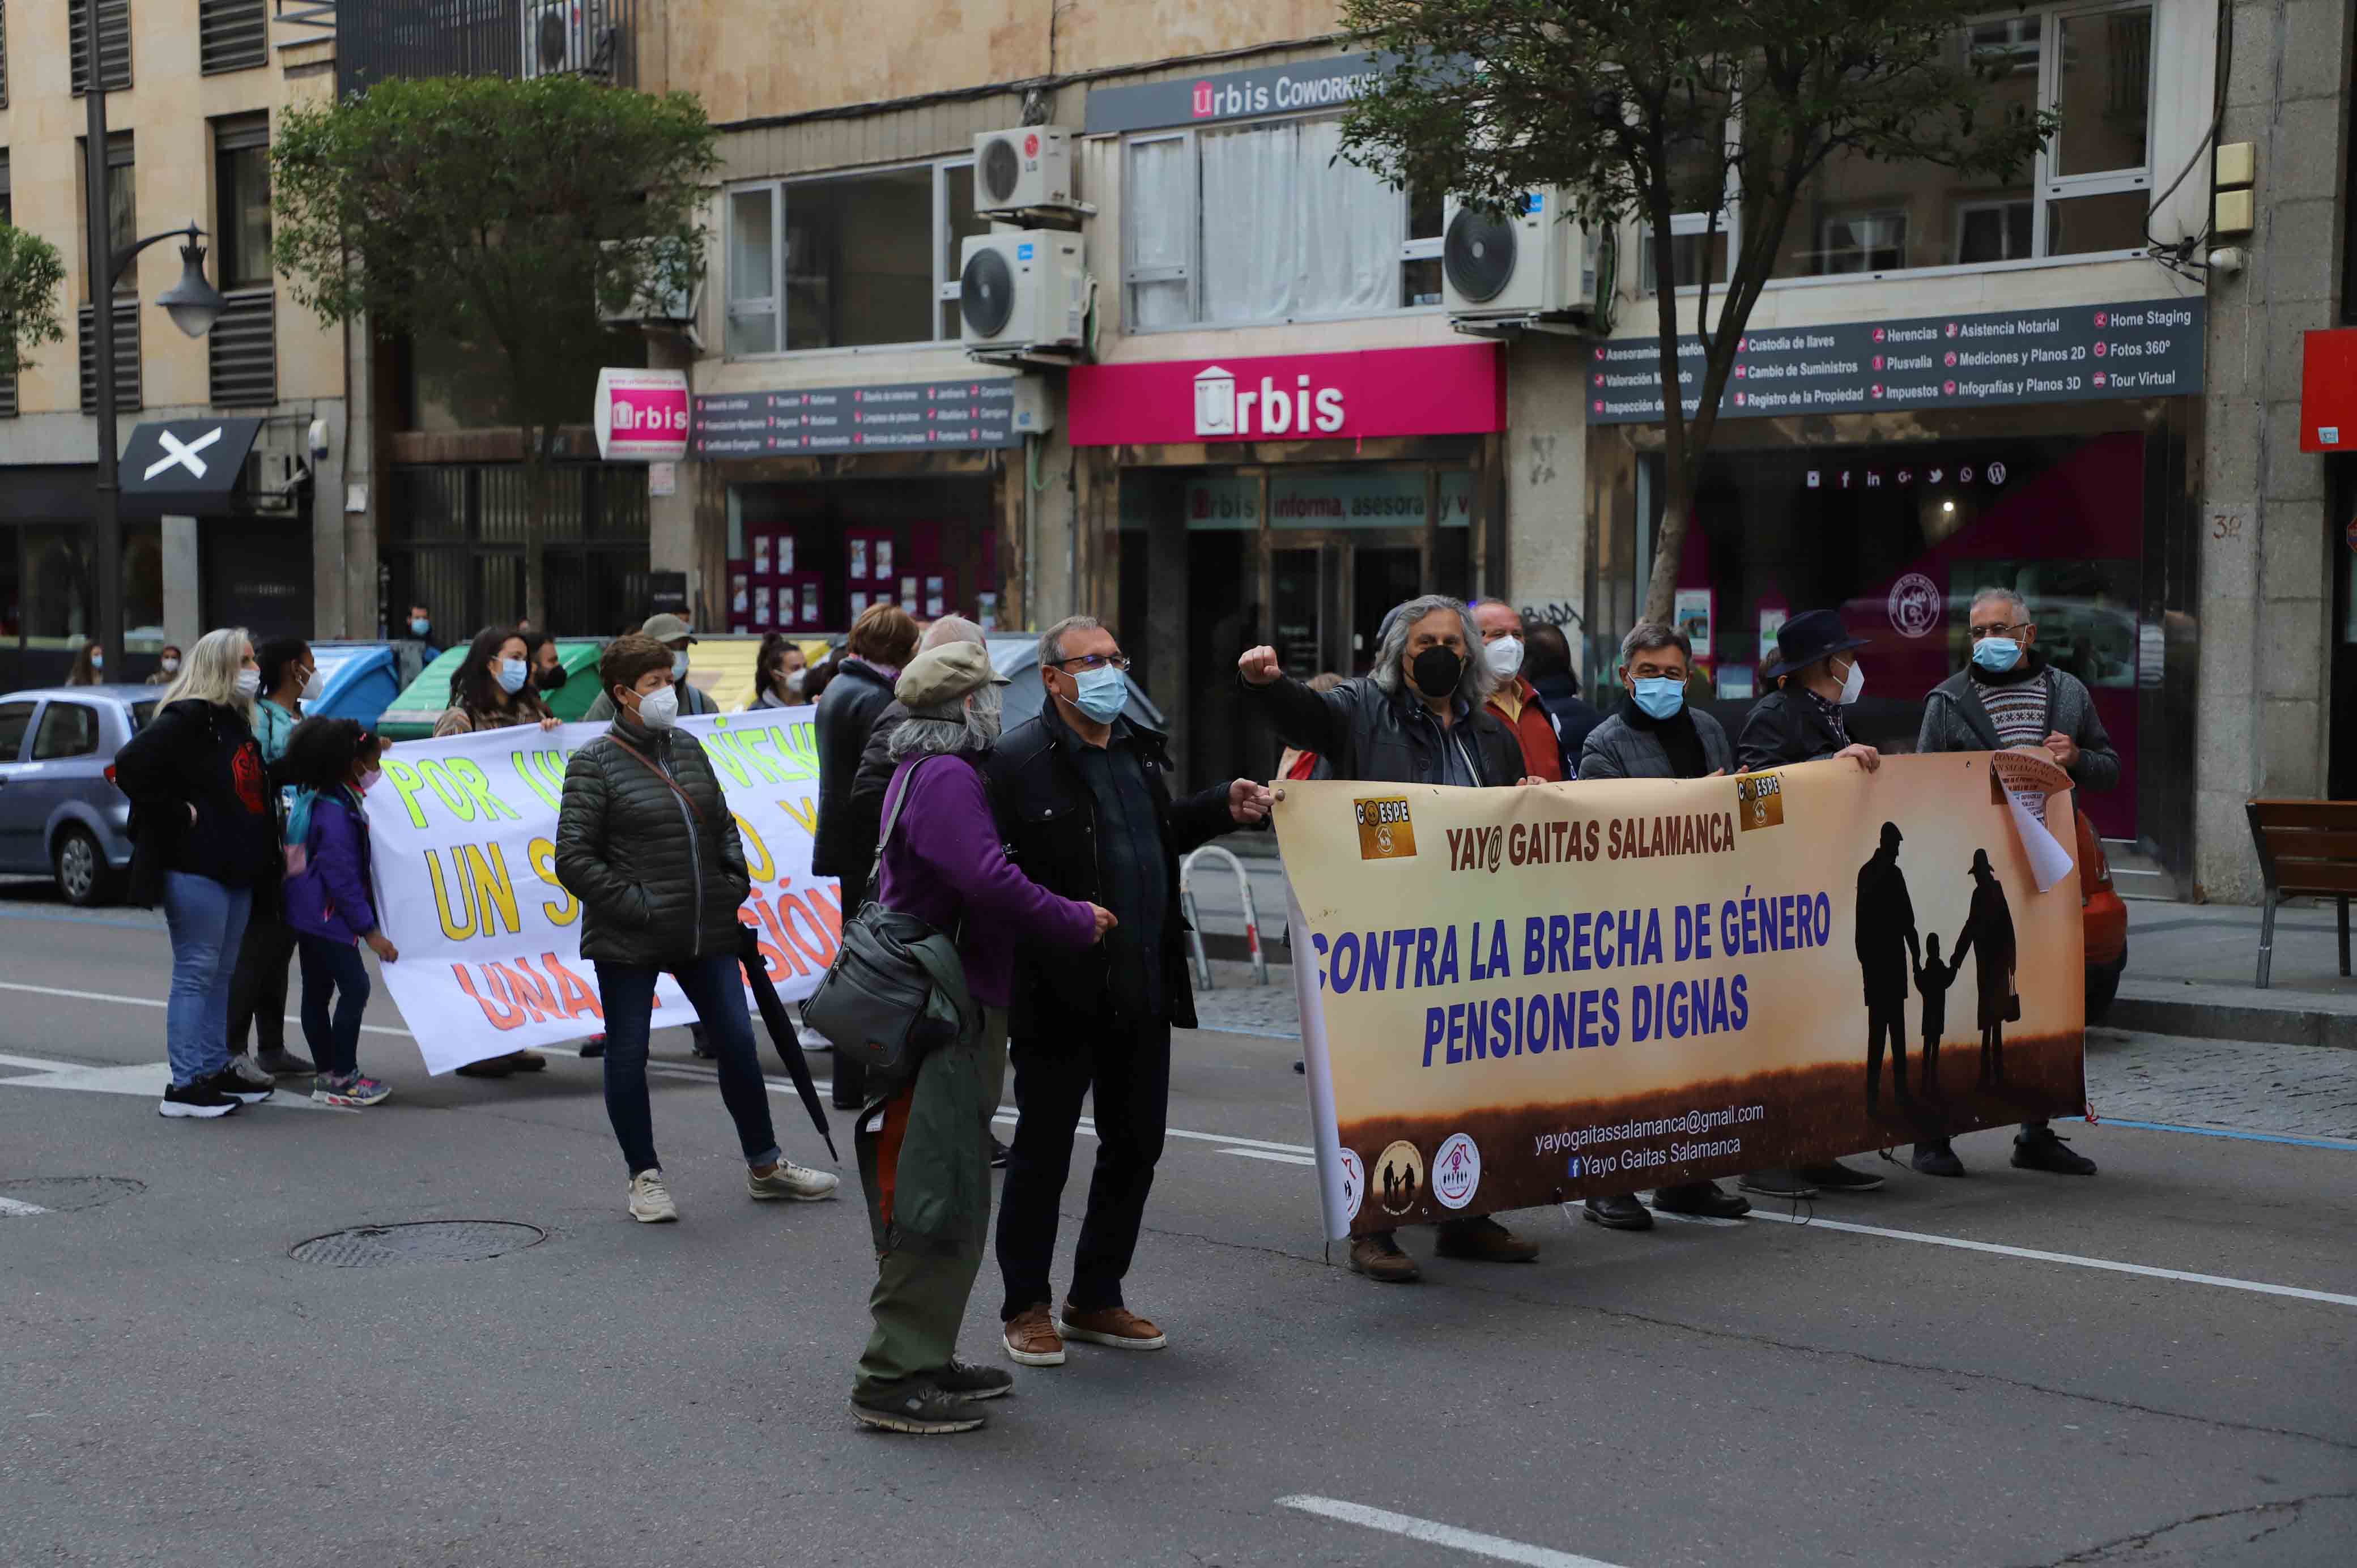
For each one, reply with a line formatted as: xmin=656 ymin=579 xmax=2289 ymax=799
xmin=522 ymin=1 xmax=592 ymax=79
xmin=243 ymin=448 xmax=307 ymax=514
xmin=959 ymin=231 xmax=1088 ymax=353
xmin=1442 ymin=190 xmax=1600 ymax=321
xmin=972 ymin=127 xmax=1075 ymax=214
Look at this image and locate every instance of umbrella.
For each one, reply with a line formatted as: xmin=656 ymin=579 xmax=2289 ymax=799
xmin=740 ymin=924 xmax=837 ymax=1164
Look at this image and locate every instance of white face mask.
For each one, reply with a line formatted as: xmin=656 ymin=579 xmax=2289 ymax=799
xmin=234 ymin=668 xmax=262 ymax=698
xmin=160 ymin=657 xmax=181 ymax=675
xmin=1836 ymin=658 xmax=1865 ymax=706
xmin=1483 ymin=636 xmax=1524 ymax=679
xmin=632 ymin=683 xmax=679 ymax=731
xmin=301 ymin=664 xmax=325 ymax=700
xmin=670 ymin=649 xmax=691 ymax=681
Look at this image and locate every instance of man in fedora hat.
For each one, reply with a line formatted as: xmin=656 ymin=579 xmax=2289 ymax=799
xmin=1734 ymin=608 xmax=1888 ymax=1199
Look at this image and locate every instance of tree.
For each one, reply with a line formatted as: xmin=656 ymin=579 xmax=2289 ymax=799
xmin=0 ymin=225 xmax=68 ymax=382
xmin=273 ymin=73 xmax=718 ymax=627
xmin=1339 ymin=0 xmax=2055 ymax=625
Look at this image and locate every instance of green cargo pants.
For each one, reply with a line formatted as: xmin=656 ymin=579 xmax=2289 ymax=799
xmin=852 ymin=1007 xmax=1008 ymax=1397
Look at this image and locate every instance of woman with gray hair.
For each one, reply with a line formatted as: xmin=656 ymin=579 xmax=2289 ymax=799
xmin=849 ymin=640 xmax=1113 ymax=1434
xmin=1239 ymin=593 xmax=1544 ymax=1284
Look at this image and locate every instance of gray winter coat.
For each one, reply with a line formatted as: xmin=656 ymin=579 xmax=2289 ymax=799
xmin=554 ymin=717 xmax=752 ymax=966
xmin=1916 ymin=662 xmax=2119 ymax=792
xmin=1578 ymin=708 xmax=1734 ymax=780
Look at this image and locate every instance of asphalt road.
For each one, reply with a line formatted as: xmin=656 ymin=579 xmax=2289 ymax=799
xmin=3 ymin=883 xmax=2352 ymax=1568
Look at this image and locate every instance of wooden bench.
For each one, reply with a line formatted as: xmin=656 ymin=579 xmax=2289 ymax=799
xmin=2245 ymin=799 xmax=2357 ymax=987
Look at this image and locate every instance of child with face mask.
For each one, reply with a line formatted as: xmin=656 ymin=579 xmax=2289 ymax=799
xmin=279 ymin=718 xmax=398 ymax=1107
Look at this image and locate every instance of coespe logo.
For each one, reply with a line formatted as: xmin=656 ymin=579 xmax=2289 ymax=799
xmin=1193 ymin=364 xmax=1346 ymax=438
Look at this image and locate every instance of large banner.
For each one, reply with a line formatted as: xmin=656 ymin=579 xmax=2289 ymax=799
xmin=365 ymin=715 xmax=839 ymax=1072
xmin=1279 ymin=753 xmax=2086 ymax=1240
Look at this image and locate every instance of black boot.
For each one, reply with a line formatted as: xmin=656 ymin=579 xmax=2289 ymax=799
xmin=1581 ymin=1194 xmax=1654 ymax=1230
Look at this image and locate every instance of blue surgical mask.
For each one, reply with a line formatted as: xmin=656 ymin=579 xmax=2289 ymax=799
xmin=410 ymin=618 xmax=431 ymax=637
xmin=1069 ymin=664 xmax=1129 ymax=725
xmin=1631 ymin=676 xmax=1685 ymax=720
xmin=1972 ymin=637 xmax=2022 ymax=673
xmin=497 ymin=657 xmax=529 ymax=694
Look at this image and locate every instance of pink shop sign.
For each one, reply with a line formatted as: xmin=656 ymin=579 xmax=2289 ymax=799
xmin=1067 ymin=344 xmax=1504 ymax=447
xmin=594 ymin=367 xmax=692 ymax=462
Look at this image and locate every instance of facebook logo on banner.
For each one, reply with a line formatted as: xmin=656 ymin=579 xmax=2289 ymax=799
xmin=1568 ymin=1156 xmax=1582 ymax=1179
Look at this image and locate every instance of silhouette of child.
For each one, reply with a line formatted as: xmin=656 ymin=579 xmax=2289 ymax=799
xmin=1915 ymin=934 xmax=1960 ymax=1095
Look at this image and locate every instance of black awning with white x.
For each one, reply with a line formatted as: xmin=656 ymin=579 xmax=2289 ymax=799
xmin=117 ymin=417 xmax=265 ymax=509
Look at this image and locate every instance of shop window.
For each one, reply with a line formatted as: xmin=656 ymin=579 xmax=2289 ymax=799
xmin=726 ymin=157 xmax=978 ymax=357
xmin=1122 ymin=116 xmax=1440 ymax=328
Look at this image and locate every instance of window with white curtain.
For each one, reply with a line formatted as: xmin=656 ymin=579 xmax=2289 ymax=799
xmin=1124 ymin=114 xmax=1439 ymax=329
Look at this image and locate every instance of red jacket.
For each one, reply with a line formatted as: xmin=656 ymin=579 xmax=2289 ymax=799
xmin=1486 ymin=678 xmax=1564 ymax=781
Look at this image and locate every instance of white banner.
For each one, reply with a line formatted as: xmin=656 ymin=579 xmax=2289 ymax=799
xmin=365 ymin=713 xmax=839 ymax=1072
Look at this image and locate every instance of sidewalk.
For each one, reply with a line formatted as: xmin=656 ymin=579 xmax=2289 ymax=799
xmin=2113 ymin=898 xmax=2356 ymax=1050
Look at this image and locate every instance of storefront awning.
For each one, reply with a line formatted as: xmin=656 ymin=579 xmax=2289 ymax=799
xmin=116 ymin=417 xmax=264 ymax=510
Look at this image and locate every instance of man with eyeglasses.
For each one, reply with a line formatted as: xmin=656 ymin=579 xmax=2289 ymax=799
xmin=986 ymin=616 xmax=1273 ymax=1369
xmin=1913 ymin=585 xmax=2114 ymax=1178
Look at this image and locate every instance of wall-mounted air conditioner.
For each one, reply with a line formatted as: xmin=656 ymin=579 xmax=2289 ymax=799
xmin=1442 ymin=191 xmax=1602 ymax=322
xmin=522 ymin=1 xmax=593 ymax=79
xmin=972 ymin=127 xmax=1077 ymax=215
xmin=959 ymin=231 xmax=1088 ymax=353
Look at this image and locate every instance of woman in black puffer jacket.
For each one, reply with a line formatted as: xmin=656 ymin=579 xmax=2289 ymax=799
xmin=554 ymin=633 xmax=839 ymax=1222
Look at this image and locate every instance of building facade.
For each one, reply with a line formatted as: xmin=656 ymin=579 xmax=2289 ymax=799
xmin=0 ymin=0 xmax=360 ymax=685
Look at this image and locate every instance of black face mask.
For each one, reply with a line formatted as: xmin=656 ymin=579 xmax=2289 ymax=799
xmin=1409 ymin=645 xmax=1464 ymax=699
xmin=534 ymin=664 xmax=568 ymax=692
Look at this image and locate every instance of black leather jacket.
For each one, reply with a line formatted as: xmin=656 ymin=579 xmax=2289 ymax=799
xmin=810 ymin=661 xmax=897 ymax=880
xmin=984 ymin=710 xmax=1235 ymax=1036
xmin=554 ymin=717 xmax=751 ymax=966
xmin=1734 ymin=687 xmax=1850 ymax=773
xmin=1242 ymin=671 xmax=1524 ymax=787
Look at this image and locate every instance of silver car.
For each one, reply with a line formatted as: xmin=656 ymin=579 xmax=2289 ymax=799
xmin=0 ymin=685 xmax=159 ymax=906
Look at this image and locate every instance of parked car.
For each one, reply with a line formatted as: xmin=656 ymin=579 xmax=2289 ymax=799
xmin=0 ymin=685 xmax=160 ymax=906
xmin=2077 ymin=806 xmax=2128 ymax=1022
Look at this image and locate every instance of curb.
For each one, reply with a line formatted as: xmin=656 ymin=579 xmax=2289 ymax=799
xmin=2108 ymin=981 xmax=2357 ymax=1051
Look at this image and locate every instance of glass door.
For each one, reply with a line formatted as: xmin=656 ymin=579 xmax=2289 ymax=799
xmin=1269 ymin=543 xmax=1340 ymax=679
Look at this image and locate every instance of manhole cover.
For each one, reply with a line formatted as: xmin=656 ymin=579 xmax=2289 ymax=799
xmin=290 ymin=1220 xmax=546 ymax=1267
xmin=0 ymin=1177 xmax=144 ymax=1213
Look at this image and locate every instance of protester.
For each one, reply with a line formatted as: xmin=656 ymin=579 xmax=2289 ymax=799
xmin=849 ymin=641 xmax=1112 ymax=1434
xmin=112 ymin=628 xmax=281 ymax=1119
xmin=433 ymin=629 xmax=557 ymax=1076
xmin=989 ymin=616 xmax=1271 ymax=1368
xmin=1733 ymin=609 xmax=1887 ymax=1199
xmin=66 ymin=640 xmax=104 ymax=685
xmin=1239 ymin=593 xmax=1543 ymax=1282
xmin=1277 ymin=673 xmax=1345 ymax=780
xmin=801 ymin=659 xmax=839 ymax=704
xmin=1908 ymin=586 xmax=2113 ymax=1178
xmin=147 ymin=645 xmax=182 ymax=685
xmin=753 ymin=634 xmax=809 ymax=708
xmin=225 ymin=636 xmax=317 ymax=1079
xmin=1523 ymin=621 xmax=1606 ymax=768
xmin=554 ymin=633 xmax=839 ymax=1221
xmin=811 ymin=603 xmax=923 ymax=1110
xmin=1470 ymin=599 xmax=1564 ymax=781
xmin=582 ymin=613 xmax=716 ymax=720
xmin=526 ymin=632 xmax=571 ymax=697
xmin=407 ymin=604 xmax=439 ymax=654
xmin=1576 ymin=623 xmax=1751 ymax=1224
xmin=278 ymin=718 xmax=397 ymax=1107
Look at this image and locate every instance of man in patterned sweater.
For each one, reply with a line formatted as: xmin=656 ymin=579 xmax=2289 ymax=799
xmin=1913 ymin=585 xmax=2118 ymax=1178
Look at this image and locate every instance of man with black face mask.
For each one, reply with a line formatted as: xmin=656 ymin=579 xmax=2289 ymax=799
xmin=1240 ymin=593 xmax=1544 ymax=1284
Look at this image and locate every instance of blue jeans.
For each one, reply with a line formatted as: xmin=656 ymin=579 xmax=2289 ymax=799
xmin=297 ymin=935 xmax=372 ymax=1079
xmin=593 ymin=954 xmax=780 ymax=1177
xmin=162 ymin=871 xmax=253 ymax=1088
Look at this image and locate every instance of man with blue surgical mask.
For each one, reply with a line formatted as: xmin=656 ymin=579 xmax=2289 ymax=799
xmin=1573 ymin=622 xmax=1751 ymax=1225
xmin=985 ymin=616 xmax=1272 ymax=1370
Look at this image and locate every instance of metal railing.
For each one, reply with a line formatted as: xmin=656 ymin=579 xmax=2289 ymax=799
xmin=339 ymin=0 xmax=638 ymax=96
xmin=1181 ymin=845 xmax=1269 ymax=991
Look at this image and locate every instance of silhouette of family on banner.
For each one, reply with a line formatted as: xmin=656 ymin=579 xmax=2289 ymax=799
xmin=1855 ymin=823 xmax=2020 ymax=1128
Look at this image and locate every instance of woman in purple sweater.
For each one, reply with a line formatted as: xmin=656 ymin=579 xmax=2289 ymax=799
xmin=849 ymin=642 xmax=1113 ymax=1435
xmin=279 ymin=719 xmax=399 ymax=1107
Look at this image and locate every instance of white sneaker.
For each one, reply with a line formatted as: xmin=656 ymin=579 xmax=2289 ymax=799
xmin=627 ymin=1169 xmax=679 ymax=1223
xmin=747 ymin=1161 xmax=839 ymax=1201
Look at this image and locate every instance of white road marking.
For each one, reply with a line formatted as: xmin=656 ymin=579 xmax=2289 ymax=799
xmin=1278 ymin=1495 xmax=1629 ymax=1568
xmin=1742 ymin=1208 xmax=2357 ymax=1309
xmin=1640 ymin=1203 xmax=1746 ymax=1229
xmin=0 ymin=1060 xmax=352 ymax=1113
xmin=0 ymin=981 xmax=412 ymax=1037
xmin=0 ymin=1051 xmax=85 ymax=1072
xmin=0 ymin=1196 xmax=51 ymax=1216
xmin=1224 ymin=1148 xmax=1317 ymax=1166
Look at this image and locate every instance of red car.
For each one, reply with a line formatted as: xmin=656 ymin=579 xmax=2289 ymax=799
xmin=2077 ymin=807 xmax=2128 ymax=1022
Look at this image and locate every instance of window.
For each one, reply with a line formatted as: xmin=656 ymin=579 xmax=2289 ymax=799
xmin=81 ymin=133 xmax=136 ymax=300
xmin=69 ymin=0 xmax=132 ymax=96
xmin=32 ymin=703 xmax=100 ymax=761
xmin=199 ymin=0 xmax=269 ymax=75
xmin=1123 ymin=116 xmax=1438 ymax=328
xmin=0 ymin=703 xmax=33 ymax=761
xmin=0 ymin=151 xmax=12 ymax=420
xmin=725 ymin=157 xmax=980 ymax=357
xmin=1817 ymin=210 xmax=1908 ymax=274
xmin=214 ymin=118 xmax=271 ymax=288
xmin=1641 ymin=116 xmax=1738 ymax=292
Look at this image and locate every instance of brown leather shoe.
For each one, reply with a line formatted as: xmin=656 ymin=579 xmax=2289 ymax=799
xmin=1432 ymin=1215 xmax=1539 ymax=1263
xmin=1347 ymin=1231 xmax=1422 ymax=1283
xmin=1002 ymin=1303 xmax=1065 ymax=1367
xmin=1060 ymin=1303 xmax=1168 ymax=1351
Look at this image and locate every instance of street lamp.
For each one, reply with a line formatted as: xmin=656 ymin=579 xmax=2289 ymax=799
xmin=83 ymin=5 xmax=229 ymax=675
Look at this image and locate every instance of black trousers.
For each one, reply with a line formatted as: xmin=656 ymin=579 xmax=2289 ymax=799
xmin=227 ymin=911 xmax=297 ymax=1055
xmin=996 ymin=1017 xmax=1171 ymax=1320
